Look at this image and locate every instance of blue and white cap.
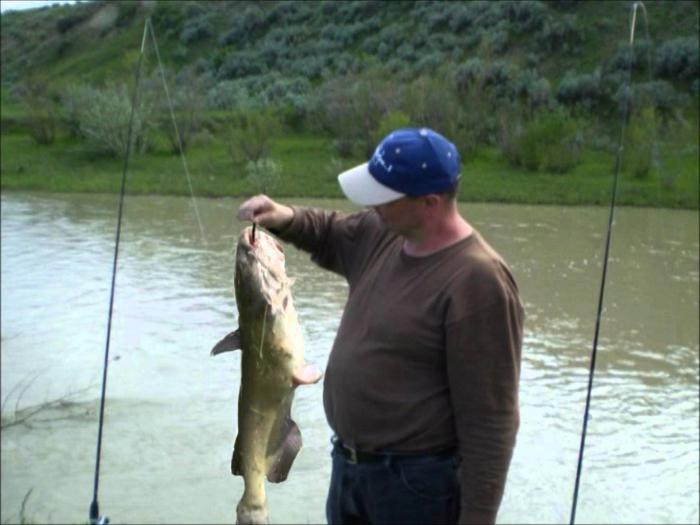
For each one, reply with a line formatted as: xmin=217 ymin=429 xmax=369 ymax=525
xmin=338 ymin=127 xmax=461 ymax=206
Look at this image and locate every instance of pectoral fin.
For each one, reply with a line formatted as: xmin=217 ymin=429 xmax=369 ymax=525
xmin=293 ymin=363 xmax=323 ymax=386
xmin=266 ymin=418 xmax=302 ymax=483
xmin=211 ymin=329 xmax=241 ymax=356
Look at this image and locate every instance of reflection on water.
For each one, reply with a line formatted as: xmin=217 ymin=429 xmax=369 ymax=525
xmin=1 ymin=193 xmax=698 ymax=524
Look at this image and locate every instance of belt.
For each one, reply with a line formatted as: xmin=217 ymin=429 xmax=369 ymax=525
xmin=332 ymin=438 xmax=456 ymax=465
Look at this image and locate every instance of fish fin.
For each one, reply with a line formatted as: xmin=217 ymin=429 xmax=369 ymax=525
xmin=293 ymin=363 xmax=323 ymax=386
xmin=231 ymin=434 xmax=243 ymax=476
xmin=211 ymin=329 xmax=242 ymax=356
xmin=266 ymin=418 xmax=302 ymax=483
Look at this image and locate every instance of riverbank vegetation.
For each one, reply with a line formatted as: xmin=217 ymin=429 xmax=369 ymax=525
xmin=1 ymin=0 xmax=698 ymax=208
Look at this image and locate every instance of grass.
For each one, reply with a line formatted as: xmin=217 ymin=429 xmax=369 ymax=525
xmin=1 ymin=127 xmax=697 ymax=209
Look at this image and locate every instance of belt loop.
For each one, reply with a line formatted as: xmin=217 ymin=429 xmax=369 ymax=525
xmin=348 ymin=446 xmax=358 ymax=464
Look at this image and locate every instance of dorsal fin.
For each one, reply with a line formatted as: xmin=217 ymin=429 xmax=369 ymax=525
xmin=210 ymin=329 xmax=241 ymax=356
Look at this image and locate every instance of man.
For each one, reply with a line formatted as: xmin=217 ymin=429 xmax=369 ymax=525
xmin=237 ymin=128 xmax=523 ymax=524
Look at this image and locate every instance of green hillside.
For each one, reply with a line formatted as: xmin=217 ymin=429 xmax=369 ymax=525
xmin=1 ymin=0 xmax=698 ymax=207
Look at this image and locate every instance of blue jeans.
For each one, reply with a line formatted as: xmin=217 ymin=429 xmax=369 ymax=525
xmin=326 ymin=441 xmax=460 ymax=525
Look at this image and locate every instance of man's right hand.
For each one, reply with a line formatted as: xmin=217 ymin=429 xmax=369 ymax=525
xmin=237 ymin=194 xmax=294 ymax=231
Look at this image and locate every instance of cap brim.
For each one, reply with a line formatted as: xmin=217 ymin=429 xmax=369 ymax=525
xmin=337 ymin=162 xmax=405 ymax=206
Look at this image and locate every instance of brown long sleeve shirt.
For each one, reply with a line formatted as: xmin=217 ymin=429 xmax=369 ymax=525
xmin=275 ymin=207 xmax=524 ymax=524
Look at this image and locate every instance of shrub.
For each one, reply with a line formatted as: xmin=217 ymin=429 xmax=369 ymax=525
xmin=454 ymin=58 xmax=484 ymax=94
xmin=607 ymin=39 xmax=652 ymax=75
xmin=622 ymin=107 xmax=658 ymax=179
xmin=151 ymin=67 xmax=210 ymax=154
xmin=501 ymin=109 xmax=584 ymax=173
xmin=482 ymin=61 xmax=520 ymax=100
xmin=206 ymin=80 xmax=254 ymax=111
xmin=150 ymin=2 xmax=183 ymax=38
xmin=71 ymin=83 xmax=154 ymax=156
xmin=312 ymin=73 xmax=397 ymax=157
xmin=504 ymin=0 xmax=547 ymax=33
xmin=633 ymin=80 xmax=687 ymax=120
xmin=400 ymin=76 xmax=461 ymax=137
xmin=218 ymin=5 xmax=266 ymax=46
xmin=244 ymin=157 xmax=282 ymax=193
xmin=180 ymin=15 xmax=213 ymax=45
xmin=374 ymin=110 xmax=411 ymax=146
xmin=267 ymin=1 xmax=313 ymax=25
xmin=655 ymin=37 xmax=699 ymax=81
xmin=484 ymin=27 xmax=510 ymax=55
xmin=217 ymin=50 xmax=268 ymax=79
xmin=227 ymin=109 xmax=281 ymax=166
xmin=55 ymin=11 xmax=90 ymax=34
xmin=15 ymin=76 xmax=58 ymax=145
xmin=116 ymin=1 xmax=140 ymax=28
xmin=412 ymin=52 xmax=442 ymax=75
xmin=536 ymin=15 xmax=584 ymax=54
xmin=556 ymin=70 xmax=603 ymax=111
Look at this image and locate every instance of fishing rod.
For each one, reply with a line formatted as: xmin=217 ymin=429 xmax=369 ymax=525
xmin=88 ymin=19 xmax=149 ymax=525
xmin=569 ymin=2 xmax=650 ymax=524
xmin=88 ymin=16 xmax=208 ymax=525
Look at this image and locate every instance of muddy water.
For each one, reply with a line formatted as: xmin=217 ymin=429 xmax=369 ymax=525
xmin=1 ymin=192 xmax=697 ymax=524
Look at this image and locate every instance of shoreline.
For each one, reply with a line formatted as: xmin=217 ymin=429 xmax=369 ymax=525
xmin=2 ymin=132 xmax=698 ymax=210
xmin=3 ymin=188 xmax=699 ymax=212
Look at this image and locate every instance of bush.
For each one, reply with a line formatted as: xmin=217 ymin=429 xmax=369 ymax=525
xmin=536 ymin=15 xmax=584 ymax=54
xmin=150 ymin=2 xmax=184 ymax=38
xmin=55 ymin=11 xmax=90 ymax=34
xmin=556 ymin=70 xmax=603 ymax=111
xmin=227 ymin=109 xmax=281 ymax=165
xmin=180 ymin=15 xmax=213 ymax=45
xmin=501 ymin=110 xmax=584 ymax=173
xmin=484 ymin=27 xmax=510 ymax=54
xmin=623 ymin=107 xmax=658 ymax=179
xmin=312 ymin=74 xmax=397 ymax=158
xmin=218 ymin=5 xmax=266 ymax=46
xmin=607 ymin=39 xmax=652 ymax=75
xmin=151 ymin=67 xmax=210 ymax=154
xmin=504 ymin=0 xmax=547 ymax=33
xmin=655 ymin=37 xmax=699 ymax=81
xmin=244 ymin=157 xmax=282 ymax=193
xmin=70 ymin=83 xmax=153 ymax=156
xmin=15 ymin=76 xmax=58 ymax=145
xmin=206 ymin=80 xmax=254 ymax=111
xmin=374 ymin=110 xmax=411 ymax=146
xmin=631 ymin=80 xmax=687 ymax=120
xmin=217 ymin=50 xmax=268 ymax=79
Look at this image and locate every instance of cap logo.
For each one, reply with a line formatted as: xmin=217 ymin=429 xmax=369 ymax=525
xmin=372 ymin=147 xmax=393 ymax=173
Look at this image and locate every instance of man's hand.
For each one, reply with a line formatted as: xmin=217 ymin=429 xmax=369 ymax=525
xmin=237 ymin=194 xmax=294 ymax=231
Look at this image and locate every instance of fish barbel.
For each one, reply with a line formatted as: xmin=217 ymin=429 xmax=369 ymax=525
xmin=211 ymin=226 xmax=322 ymax=524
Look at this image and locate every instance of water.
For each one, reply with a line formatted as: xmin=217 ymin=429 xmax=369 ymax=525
xmin=1 ymin=192 xmax=698 ymax=524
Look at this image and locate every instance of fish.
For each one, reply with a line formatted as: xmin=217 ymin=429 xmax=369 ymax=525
xmin=211 ymin=226 xmax=322 ymax=525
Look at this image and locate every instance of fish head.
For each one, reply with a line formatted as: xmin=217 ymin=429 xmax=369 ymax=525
xmin=235 ymin=226 xmax=289 ymax=312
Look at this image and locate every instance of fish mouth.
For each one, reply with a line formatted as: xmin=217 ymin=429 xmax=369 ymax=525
xmin=239 ymin=226 xmax=255 ymax=251
xmin=239 ymin=226 xmax=285 ymax=256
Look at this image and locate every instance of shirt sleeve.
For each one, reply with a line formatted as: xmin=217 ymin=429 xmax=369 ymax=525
xmin=445 ymin=289 xmax=523 ymax=524
xmin=271 ymin=206 xmax=374 ymax=279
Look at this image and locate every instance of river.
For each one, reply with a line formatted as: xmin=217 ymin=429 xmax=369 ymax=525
xmin=1 ymin=192 xmax=698 ymax=524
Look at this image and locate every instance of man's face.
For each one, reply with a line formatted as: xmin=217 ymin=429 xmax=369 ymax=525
xmin=372 ymin=196 xmax=425 ymax=235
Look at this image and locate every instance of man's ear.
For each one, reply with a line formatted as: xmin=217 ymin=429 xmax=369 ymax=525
xmin=424 ymin=194 xmax=442 ymax=208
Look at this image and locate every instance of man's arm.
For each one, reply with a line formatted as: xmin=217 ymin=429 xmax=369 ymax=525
xmin=237 ymin=194 xmax=371 ymax=277
xmin=445 ymin=296 xmax=523 ymax=524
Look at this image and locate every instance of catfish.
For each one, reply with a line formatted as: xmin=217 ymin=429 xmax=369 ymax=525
xmin=212 ymin=226 xmax=322 ymax=524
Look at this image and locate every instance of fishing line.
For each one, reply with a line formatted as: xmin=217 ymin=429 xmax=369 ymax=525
xmin=569 ymin=2 xmax=649 ymax=524
xmin=89 ymin=18 xmax=149 ymax=525
xmin=146 ymin=18 xmax=208 ymax=246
